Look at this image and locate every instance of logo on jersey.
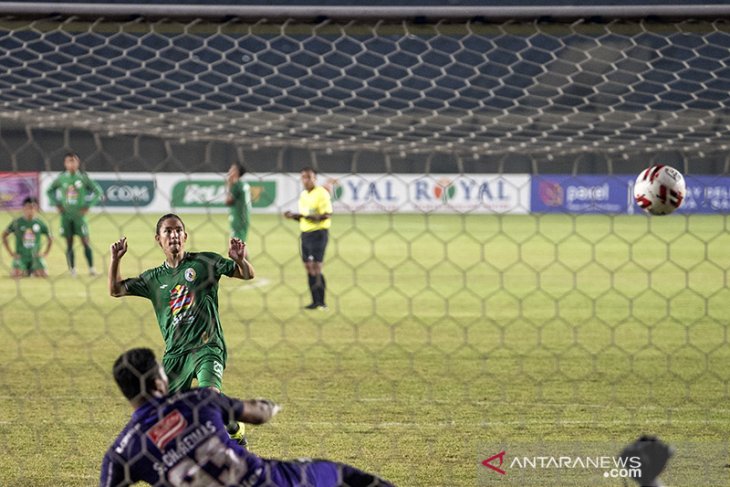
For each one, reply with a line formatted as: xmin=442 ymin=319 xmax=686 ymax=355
xmin=184 ymin=268 xmax=196 ymax=282
xmin=66 ymin=185 xmax=79 ymax=205
xmin=22 ymin=228 xmax=36 ymax=248
xmin=146 ymin=409 xmax=187 ymax=450
xmin=169 ymin=284 xmax=194 ymax=317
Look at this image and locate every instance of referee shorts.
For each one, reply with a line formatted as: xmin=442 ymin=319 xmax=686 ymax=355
xmin=300 ymin=229 xmax=328 ymax=263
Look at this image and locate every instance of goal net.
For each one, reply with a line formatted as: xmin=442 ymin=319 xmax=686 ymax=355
xmin=0 ymin=11 xmax=728 ymax=487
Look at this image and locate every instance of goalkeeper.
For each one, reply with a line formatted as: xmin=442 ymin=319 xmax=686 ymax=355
xmin=108 ymin=213 xmax=255 ymax=445
xmin=101 ymin=347 xmax=395 ymax=487
xmin=45 ymin=152 xmax=103 ymax=277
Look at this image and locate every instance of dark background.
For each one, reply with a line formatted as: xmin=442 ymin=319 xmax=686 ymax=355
xmin=0 ymin=4 xmax=727 ymax=174
xmin=2 ymin=1 xmax=726 ymax=5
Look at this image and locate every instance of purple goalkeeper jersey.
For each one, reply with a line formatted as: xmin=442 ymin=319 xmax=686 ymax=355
xmin=100 ymin=388 xmax=265 ymax=487
xmin=100 ymin=389 xmax=389 ymax=487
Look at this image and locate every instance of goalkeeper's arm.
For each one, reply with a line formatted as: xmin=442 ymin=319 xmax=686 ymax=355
xmin=239 ymin=399 xmax=281 ymax=425
xmin=216 ymin=392 xmax=281 ymax=426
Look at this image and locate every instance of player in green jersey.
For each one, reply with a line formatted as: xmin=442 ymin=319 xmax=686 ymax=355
xmin=108 ymin=213 xmax=255 ymax=444
xmin=46 ymin=152 xmax=103 ymax=277
xmin=225 ymin=163 xmax=252 ymax=245
xmin=2 ymin=197 xmax=53 ymax=278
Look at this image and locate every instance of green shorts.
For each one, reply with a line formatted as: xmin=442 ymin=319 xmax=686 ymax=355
xmin=59 ymin=214 xmax=89 ymax=238
xmin=12 ymin=255 xmax=46 ymax=273
xmin=162 ymin=345 xmax=226 ymax=393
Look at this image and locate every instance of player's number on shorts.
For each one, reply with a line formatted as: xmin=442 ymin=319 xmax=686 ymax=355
xmin=213 ymin=361 xmax=224 ymax=378
xmin=167 ymin=435 xmax=248 ymax=486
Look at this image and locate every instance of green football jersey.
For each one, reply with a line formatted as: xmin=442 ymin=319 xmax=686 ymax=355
xmin=228 ymin=181 xmax=252 ymax=233
xmin=5 ymin=217 xmax=50 ymax=258
xmin=46 ymin=171 xmax=103 ymax=217
xmin=122 ymin=252 xmax=236 ymax=360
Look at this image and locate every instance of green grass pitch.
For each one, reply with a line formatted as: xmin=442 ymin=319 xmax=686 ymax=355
xmin=0 ymin=212 xmax=728 ymax=486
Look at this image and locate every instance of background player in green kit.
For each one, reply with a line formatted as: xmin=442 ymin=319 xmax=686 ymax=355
xmin=225 ymin=163 xmax=252 ymax=246
xmin=46 ymin=152 xmax=103 ymax=277
xmin=108 ymin=213 xmax=255 ymax=444
xmin=2 ymin=197 xmax=53 ymax=278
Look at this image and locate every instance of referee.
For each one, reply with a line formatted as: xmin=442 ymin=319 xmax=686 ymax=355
xmin=284 ymin=166 xmax=333 ymax=310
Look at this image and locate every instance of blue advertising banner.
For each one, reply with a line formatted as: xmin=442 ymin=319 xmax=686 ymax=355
xmin=532 ymin=175 xmax=730 ymax=214
xmin=678 ymin=175 xmax=730 ymax=214
xmin=531 ymin=176 xmax=633 ymax=214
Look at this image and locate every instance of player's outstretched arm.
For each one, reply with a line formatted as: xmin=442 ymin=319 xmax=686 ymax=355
xmin=239 ymin=399 xmax=281 ymax=425
xmin=109 ymin=237 xmax=128 ymax=297
xmin=228 ymin=238 xmax=254 ymax=280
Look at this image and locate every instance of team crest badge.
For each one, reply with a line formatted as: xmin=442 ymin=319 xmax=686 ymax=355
xmin=184 ymin=268 xmax=196 ymax=282
xmin=32 ymin=223 xmax=40 ymax=232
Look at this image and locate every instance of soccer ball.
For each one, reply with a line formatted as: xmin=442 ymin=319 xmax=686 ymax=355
xmin=634 ymin=165 xmax=686 ymax=215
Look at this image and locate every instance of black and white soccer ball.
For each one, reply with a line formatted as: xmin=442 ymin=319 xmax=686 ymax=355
xmin=634 ymin=165 xmax=686 ymax=215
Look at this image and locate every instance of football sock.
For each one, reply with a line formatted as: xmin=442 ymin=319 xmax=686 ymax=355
xmin=66 ymin=247 xmax=75 ymax=270
xmin=307 ymin=274 xmax=317 ymax=304
xmin=315 ymin=274 xmax=326 ymax=306
xmin=83 ymin=244 xmax=94 ymax=267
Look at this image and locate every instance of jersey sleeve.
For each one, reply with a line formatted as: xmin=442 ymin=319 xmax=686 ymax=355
xmin=319 ymin=188 xmax=333 ymax=214
xmin=4 ymin=219 xmax=16 ymax=234
xmin=122 ymin=273 xmax=152 ymax=299
xmin=209 ymin=391 xmax=245 ymax=425
xmin=99 ymin=450 xmax=132 ymax=487
xmin=242 ymin=183 xmax=252 ymax=211
xmin=230 ymin=181 xmax=243 ymax=199
xmin=208 ymin=252 xmax=236 ymax=279
xmin=39 ymin=221 xmax=50 ymax=236
xmin=45 ymin=177 xmax=61 ymax=207
xmin=83 ymin=173 xmax=104 ymax=208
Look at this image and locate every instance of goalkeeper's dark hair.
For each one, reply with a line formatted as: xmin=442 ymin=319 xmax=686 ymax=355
xmin=300 ymin=166 xmax=316 ymax=174
xmin=113 ymin=348 xmax=160 ymax=401
xmin=155 ymin=213 xmax=186 ymax=235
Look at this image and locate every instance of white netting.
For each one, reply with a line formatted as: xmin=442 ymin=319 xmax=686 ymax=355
xmin=0 ymin=17 xmax=730 ymax=162
xmin=0 ymin=12 xmax=728 ymax=487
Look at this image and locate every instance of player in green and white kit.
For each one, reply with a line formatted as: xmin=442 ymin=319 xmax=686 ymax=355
xmin=225 ymin=163 xmax=252 ymax=244
xmin=2 ymin=197 xmax=53 ymax=278
xmin=108 ymin=213 xmax=255 ymax=444
xmin=46 ymin=152 xmax=103 ymax=276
